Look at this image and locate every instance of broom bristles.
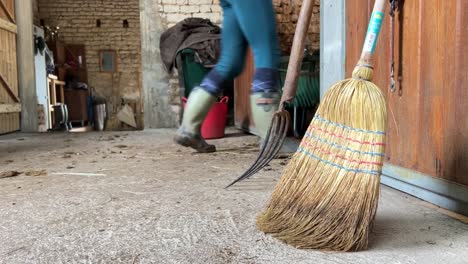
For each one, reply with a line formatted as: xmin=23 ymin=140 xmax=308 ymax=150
xmin=256 ymin=66 xmax=387 ymax=251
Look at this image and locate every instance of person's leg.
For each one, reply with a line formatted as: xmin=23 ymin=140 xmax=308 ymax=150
xmin=174 ymin=0 xmax=247 ymax=152
xmin=199 ymin=0 xmax=248 ymax=96
xmin=231 ymin=0 xmax=280 ymax=76
xmin=231 ymin=0 xmax=282 ymax=140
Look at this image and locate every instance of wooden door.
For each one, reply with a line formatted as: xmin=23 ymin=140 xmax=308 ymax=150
xmin=234 ymin=49 xmax=258 ymax=135
xmin=64 ymin=44 xmax=88 ymax=83
xmin=346 ymin=0 xmax=468 ymax=185
xmin=0 ymin=0 xmax=19 ymax=134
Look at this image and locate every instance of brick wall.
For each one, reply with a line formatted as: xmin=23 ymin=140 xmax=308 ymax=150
xmin=156 ymin=0 xmax=223 ymax=113
xmin=157 ymin=0 xmax=320 ymax=118
xmin=36 ymin=0 xmax=143 ymax=130
xmin=275 ymin=0 xmax=321 ymax=53
xmin=158 ymin=0 xmax=320 ymax=126
xmin=157 ymin=0 xmax=320 ymax=54
xmin=35 ymin=0 xmax=320 ymax=129
xmin=158 ymin=0 xmax=222 ymax=27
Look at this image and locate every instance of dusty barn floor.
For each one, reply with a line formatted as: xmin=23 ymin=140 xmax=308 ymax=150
xmin=0 ymin=129 xmax=467 ymax=264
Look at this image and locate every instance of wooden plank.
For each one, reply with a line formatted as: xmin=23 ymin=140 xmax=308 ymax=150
xmin=444 ymin=0 xmax=468 ymax=186
xmin=417 ymin=0 xmax=451 ymax=179
xmin=55 ymin=80 xmax=65 ymax=103
xmin=0 ymin=0 xmax=15 ymax=23
xmin=0 ymin=21 xmax=18 ymax=106
xmin=234 ymin=49 xmax=256 ymax=134
xmin=16 ymin=0 xmax=38 ymax=132
xmin=0 ymin=0 xmax=18 ymax=134
xmin=48 ymin=74 xmax=58 ymax=80
xmin=0 ymin=17 xmax=16 ymax=33
xmin=0 ymin=103 xmax=20 ymax=113
xmin=384 ymin=0 xmax=423 ymax=171
xmin=0 ymin=113 xmax=19 ymax=134
xmin=423 ymin=0 xmax=439 ymax=175
xmin=47 ymin=77 xmax=52 ymax=129
xmin=436 ymin=0 xmax=456 ymax=181
xmin=346 ymin=0 xmax=468 ymax=186
xmin=0 ymin=0 xmax=14 ymax=20
xmin=49 ymin=78 xmax=57 ymax=105
xmin=0 ymin=71 xmax=20 ymax=102
xmin=345 ymin=0 xmax=371 ymax=78
xmin=0 ymin=28 xmax=19 ymax=114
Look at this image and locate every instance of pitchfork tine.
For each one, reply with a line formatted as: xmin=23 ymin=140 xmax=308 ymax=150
xmin=224 ymin=114 xmax=279 ymax=188
xmin=233 ymin=118 xmax=280 ymax=179
xmin=239 ymin=112 xmax=288 ymax=178
xmin=242 ymin=113 xmax=287 ymax=173
xmin=225 ymin=111 xmax=290 ymax=188
xmin=225 ymin=112 xmax=289 ymax=187
xmin=250 ymin=113 xmax=289 ymax=172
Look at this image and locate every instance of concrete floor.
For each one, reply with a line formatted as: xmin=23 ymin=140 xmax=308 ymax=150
xmin=1 ymin=129 xmax=467 ymax=264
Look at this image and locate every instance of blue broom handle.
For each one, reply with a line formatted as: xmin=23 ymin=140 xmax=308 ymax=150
xmin=360 ymin=0 xmax=387 ymax=66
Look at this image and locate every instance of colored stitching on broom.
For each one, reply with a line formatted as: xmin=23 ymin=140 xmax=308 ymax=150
xmin=301 ymin=141 xmax=384 ymax=166
xmin=315 ymin=115 xmax=385 ymax=135
xmin=309 ymin=124 xmax=386 ymax=146
xmin=298 ymin=147 xmax=381 ymax=175
xmin=304 ymin=132 xmax=385 ymax=157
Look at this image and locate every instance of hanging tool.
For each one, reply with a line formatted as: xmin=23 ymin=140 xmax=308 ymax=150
xmin=390 ymin=0 xmax=399 ymax=93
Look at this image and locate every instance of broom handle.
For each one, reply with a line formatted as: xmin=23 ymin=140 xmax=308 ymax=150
xmin=279 ymin=0 xmax=315 ymax=109
xmin=358 ymin=0 xmax=387 ymax=67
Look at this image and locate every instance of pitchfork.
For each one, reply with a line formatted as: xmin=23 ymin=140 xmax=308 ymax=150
xmin=225 ymin=0 xmax=316 ymax=188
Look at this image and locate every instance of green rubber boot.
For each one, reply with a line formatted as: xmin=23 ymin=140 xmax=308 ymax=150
xmin=250 ymin=92 xmax=280 ymax=142
xmin=174 ymin=88 xmax=217 ymax=153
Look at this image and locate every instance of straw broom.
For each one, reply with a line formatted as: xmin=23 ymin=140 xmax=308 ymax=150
xmin=256 ymin=0 xmax=388 ymax=251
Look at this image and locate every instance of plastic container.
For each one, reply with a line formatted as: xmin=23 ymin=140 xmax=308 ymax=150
xmin=94 ymin=103 xmax=106 ymax=131
xmin=92 ymin=96 xmax=107 ymax=131
xmin=182 ymin=96 xmax=229 ymax=139
xmin=178 ymin=49 xmax=212 ymax=98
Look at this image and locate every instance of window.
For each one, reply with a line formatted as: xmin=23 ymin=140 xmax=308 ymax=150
xmin=99 ymin=50 xmax=117 ymax=72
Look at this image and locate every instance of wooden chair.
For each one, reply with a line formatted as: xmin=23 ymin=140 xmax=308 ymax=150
xmin=47 ymin=74 xmax=66 ymax=129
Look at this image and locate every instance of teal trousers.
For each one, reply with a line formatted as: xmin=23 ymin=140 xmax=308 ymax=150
xmin=200 ymin=0 xmax=281 ymax=95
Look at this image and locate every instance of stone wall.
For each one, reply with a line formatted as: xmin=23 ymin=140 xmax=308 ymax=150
xmin=157 ymin=0 xmax=320 ymax=53
xmin=36 ymin=0 xmax=143 ymax=130
xmin=35 ymin=0 xmax=320 ymax=129
xmin=154 ymin=0 xmax=320 ymax=126
xmin=274 ymin=0 xmax=321 ymax=53
xmin=158 ymin=0 xmax=222 ymax=27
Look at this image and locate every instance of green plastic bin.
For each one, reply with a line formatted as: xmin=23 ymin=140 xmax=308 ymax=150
xmin=177 ymin=49 xmax=212 ymax=98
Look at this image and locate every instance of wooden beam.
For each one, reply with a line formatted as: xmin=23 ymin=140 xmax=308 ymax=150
xmin=0 ymin=18 xmax=16 ymax=33
xmin=0 ymin=72 xmax=20 ymax=102
xmin=15 ymin=0 xmax=38 ymax=132
xmin=0 ymin=103 xmax=21 ymax=113
xmin=48 ymin=74 xmax=58 ymax=80
xmin=0 ymin=0 xmax=15 ymax=23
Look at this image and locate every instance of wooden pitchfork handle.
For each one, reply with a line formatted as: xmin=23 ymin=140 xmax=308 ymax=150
xmin=279 ymin=0 xmax=315 ymax=109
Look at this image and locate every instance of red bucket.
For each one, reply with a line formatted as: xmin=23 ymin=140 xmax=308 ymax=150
xmin=182 ymin=96 xmax=229 ymax=139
